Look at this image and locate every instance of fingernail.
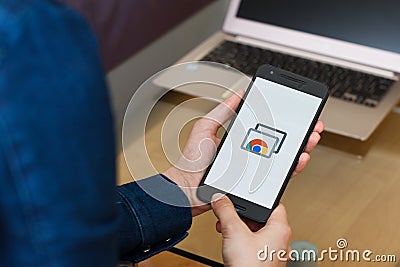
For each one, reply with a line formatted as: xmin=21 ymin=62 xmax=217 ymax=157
xmin=212 ymin=193 xmax=225 ymax=202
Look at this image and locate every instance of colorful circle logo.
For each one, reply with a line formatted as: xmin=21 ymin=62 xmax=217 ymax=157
xmin=246 ymin=139 xmax=268 ymax=155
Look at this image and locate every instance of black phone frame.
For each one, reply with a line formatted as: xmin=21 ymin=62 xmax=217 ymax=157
xmin=197 ymin=64 xmax=329 ymax=223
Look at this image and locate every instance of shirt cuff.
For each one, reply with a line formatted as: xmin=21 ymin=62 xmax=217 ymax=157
xmin=116 ymin=174 xmax=192 ymax=263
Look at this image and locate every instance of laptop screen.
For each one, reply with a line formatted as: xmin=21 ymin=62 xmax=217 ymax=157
xmin=237 ymin=0 xmax=400 ymax=54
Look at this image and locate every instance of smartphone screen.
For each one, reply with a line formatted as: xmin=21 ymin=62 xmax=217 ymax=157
xmin=201 ymin=75 xmax=324 ymax=210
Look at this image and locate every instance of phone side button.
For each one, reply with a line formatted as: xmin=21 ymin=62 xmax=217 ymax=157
xmin=234 ymin=204 xmax=247 ymax=212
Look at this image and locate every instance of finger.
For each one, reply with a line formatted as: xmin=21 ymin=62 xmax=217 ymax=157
xmin=211 ymin=193 xmax=244 ymax=235
xmin=314 ymin=120 xmax=324 ymax=134
xmin=241 ymin=217 xmax=265 ymax=232
xmin=292 ymin=153 xmax=310 ymax=177
xmin=217 ymin=217 xmax=264 ymax=233
xmin=304 ymin=132 xmax=321 ymax=153
xmin=258 ymin=204 xmax=290 ymax=237
xmin=216 ymin=221 xmax=221 ymax=233
xmin=268 ymin=204 xmax=288 ymax=225
xmin=198 ymin=90 xmax=244 ymax=133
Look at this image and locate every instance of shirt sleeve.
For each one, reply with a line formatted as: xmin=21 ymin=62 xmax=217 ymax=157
xmin=116 ymin=174 xmax=192 ymax=263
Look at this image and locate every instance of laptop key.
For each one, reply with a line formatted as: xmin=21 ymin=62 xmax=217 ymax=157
xmin=201 ymin=40 xmax=394 ymax=108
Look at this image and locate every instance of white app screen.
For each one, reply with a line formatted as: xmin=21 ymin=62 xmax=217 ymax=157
xmin=204 ymin=77 xmax=322 ymax=208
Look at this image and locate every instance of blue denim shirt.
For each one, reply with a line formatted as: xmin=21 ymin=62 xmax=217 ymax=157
xmin=0 ymin=1 xmax=192 ymax=266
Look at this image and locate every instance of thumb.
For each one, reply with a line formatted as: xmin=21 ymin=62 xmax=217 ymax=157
xmin=201 ymin=90 xmax=244 ymax=133
xmin=258 ymin=204 xmax=291 ymax=238
xmin=211 ymin=193 xmax=243 ymax=235
xmin=266 ymin=204 xmax=289 ymax=227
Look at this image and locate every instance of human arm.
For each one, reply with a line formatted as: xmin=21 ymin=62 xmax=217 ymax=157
xmin=1 ymin=1 xmax=196 ymax=265
xmin=0 ymin=1 xmax=119 ymax=266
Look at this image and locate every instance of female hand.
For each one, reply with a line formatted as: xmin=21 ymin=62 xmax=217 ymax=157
xmin=163 ymin=91 xmax=324 ymax=216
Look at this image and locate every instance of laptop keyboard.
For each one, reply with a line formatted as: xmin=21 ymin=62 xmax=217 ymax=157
xmin=201 ymin=41 xmax=394 ymax=108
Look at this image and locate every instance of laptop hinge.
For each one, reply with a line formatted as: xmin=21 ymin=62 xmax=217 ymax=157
xmin=234 ymin=36 xmax=397 ymax=80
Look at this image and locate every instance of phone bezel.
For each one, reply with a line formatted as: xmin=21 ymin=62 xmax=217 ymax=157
xmin=197 ymin=64 xmax=329 ymax=223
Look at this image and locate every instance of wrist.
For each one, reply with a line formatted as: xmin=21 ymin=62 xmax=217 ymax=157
xmin=162 ymin=167 xmax=192 ymax=203
xmin=162 ymin=167 xmax=210 ymax=217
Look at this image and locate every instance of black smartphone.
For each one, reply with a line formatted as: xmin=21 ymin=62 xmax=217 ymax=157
xmin=197 ymin=64 xmax=329 ymax=223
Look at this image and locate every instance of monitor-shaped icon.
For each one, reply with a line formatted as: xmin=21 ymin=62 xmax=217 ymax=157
xmin=241 ymin=124 xmax=287 ymax=158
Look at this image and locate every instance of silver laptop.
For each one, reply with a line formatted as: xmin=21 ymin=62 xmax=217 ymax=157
xmin=156 ymin=0 xmax=400 ymax=141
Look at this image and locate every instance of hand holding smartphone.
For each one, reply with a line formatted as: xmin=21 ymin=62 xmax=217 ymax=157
xmin=197 ymin=64 xmax=329 ymax=222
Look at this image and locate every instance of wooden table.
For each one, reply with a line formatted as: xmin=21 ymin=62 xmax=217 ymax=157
xmin=117 ymin=92 xmax=400 ymax=266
